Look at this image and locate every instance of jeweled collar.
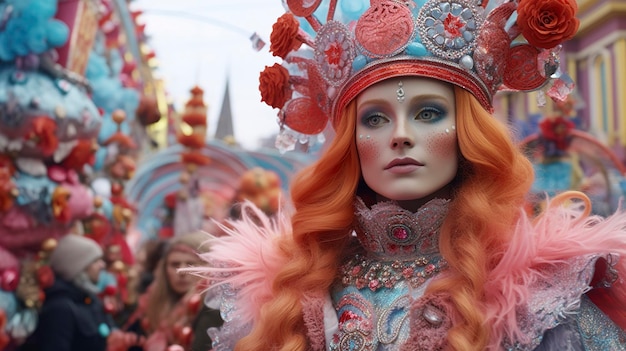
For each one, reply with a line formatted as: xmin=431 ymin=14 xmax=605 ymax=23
xmin=353 ymin=196 xmax=450 ymax=260
xmin=338 ymin=197 xmax=450 ymax=292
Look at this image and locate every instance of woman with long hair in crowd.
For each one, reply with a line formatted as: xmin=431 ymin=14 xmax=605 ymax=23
xmin=126 ymin=231 xmax=221 ymax=350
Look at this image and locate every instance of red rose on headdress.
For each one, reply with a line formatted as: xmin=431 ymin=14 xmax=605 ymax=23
xmin=270 ymin=13 xmax=302 ymax=59
xmin=259 ymin=63 xmax=292 ymax=109
xmin=517 ymin=0 xmax=579 ymax=49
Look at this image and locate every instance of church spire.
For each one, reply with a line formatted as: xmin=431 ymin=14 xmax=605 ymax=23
xmin=215 ymin=77 xmax=235 ymax=143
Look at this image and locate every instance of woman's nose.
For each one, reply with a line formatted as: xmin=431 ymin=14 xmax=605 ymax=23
xmin=390 ymin=119 xmax=414 ymax=148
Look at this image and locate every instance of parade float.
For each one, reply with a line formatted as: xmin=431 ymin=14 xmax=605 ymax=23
xmin=125 ymin=85 xmax=313 ymax=244
xmin=519 ymin=97 xmax=626 ymax=216
xmin=0 ymin=0 xmax=162 ymax=348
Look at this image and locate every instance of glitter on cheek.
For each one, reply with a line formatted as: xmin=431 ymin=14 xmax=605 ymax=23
xmin=357 ymin=138 xmax=381 ymax=165
xmin=426 ymin=131 xmax=457 ymax=158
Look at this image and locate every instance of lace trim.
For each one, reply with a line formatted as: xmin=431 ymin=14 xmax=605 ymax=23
xmin=353 ymin=196 xmax=450 ymax=260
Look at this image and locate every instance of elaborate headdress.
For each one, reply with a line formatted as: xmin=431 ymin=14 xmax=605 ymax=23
xmin=259 ymin=0 xmax=579 ymax=151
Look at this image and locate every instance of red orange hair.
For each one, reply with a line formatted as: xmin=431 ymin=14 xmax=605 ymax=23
xmin=236 ymin=86 xmax=534 ymax=351
xmin=425 ymin=86 xmax=534 ymax=350
xmin=234 ymin=101 xmax=360 ymax=350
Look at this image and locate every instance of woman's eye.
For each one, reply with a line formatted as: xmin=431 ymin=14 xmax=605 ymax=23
xmin=364 ymin=114 xmax=387 ymax=127
xmin=416 ymin=107 xmax=444 ymax=121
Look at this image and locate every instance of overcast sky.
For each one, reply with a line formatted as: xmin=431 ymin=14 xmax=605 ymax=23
xmin=132 ymin=0 xmax=286 ymax=150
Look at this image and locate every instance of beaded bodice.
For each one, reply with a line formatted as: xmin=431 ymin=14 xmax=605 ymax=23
xmin=329 ymin=198 xmax=451 ymax=350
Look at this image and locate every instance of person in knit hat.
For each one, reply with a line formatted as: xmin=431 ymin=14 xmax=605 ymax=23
xmin=20 ymin=234 xmax=143 ymax=351
xmin=49 ymin=234 xmax=105 ymax=293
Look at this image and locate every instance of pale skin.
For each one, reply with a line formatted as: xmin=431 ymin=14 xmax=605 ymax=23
xmin=356 ymin=77 xmax=458 ymax=212
xmin=166 ymin=250 xmax=202 ymax=295
xmin=85 ymin=258 xmax=105 ymax=284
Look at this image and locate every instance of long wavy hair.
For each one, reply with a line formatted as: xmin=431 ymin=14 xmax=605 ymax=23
xmin=236 ymin=86 xmax=534 ymax=351
xmin=144 ymin=231 xmax=209 ymax=331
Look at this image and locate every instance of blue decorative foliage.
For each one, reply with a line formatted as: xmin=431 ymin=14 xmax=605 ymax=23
xmin=14 ymin=172 xmax=57 ymax=223
xmin=0 ymin=0 xmax=69 ymax=61
xmin=0 ymin=65 xmax=102 ymax=139
xmin=98 ymin=196 xmax=114 ymax=220
xmin=86 ymin=47 xmax=139 ymax=144
xmin=92 ymin=147 xmax=108 ymax=172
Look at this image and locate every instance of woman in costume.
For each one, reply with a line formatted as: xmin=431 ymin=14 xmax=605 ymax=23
xmin=197 ymin=0 xmax=626 ymax=350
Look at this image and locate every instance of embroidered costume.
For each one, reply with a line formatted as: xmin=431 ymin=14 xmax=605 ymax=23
xmin=201 ymin=195 xmax=626 ymax=350
xmin=193 ymin=0 xmax=626 ymax=350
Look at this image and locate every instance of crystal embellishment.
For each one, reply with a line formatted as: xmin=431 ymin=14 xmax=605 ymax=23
xmin=391 ymin=225 xmax=409 ymax=241
xmin=417 ymin=0 xmax=484 ymax=60
xmin=340 ymin=253 xmax=448 ymax=291
xmin=354 ymin=196 xmax=450 ymax=259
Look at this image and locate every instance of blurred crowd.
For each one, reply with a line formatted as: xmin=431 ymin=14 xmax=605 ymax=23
xmin=15 ymin=230 xmax=223 ymax=351
xmin=6 ymin=166 xmax=287 ymax=351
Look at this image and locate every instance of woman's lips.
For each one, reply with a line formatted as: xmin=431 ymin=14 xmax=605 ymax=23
xmin=385 ymin=158 xmax=423 ymax=174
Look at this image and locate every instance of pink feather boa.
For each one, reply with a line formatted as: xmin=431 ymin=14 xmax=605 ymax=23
xmin=195 ymin=193 xmax=626 ymax=349
xmin=193 ymin=202 xmax=293 ymax=327
xmin=484 ymin=191 xmax=626 ymax=349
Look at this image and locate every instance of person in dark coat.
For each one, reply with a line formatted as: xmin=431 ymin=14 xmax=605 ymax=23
xmin=20 ymin=234 xmax=132 ymax=351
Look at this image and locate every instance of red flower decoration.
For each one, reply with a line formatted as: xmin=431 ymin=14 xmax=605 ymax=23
xmin=282 ymin=97 xmax=328 ymax=134
xmin=270 ymin=13 xmax=302 ymax=59
xmin=259 ymin=63 xmax=292 ymax=109
xmin=0 ymin=155 xmax=15 ymax=175
xmin=0 ymin=168 xmax=15 ymax=212
xmin=0 ymin=267 xmax=19 ymax=291
xmin=27 ymin=116 xmax=58 ymax=157
xmin=539 ymin=116 xmax=575 ymax=150
xmin=51 ymin=186 xmax=72 ymax=223
xmin=517 ymin=0 xmax=579 ymax=49
xmin=36 ymin=265 xmax=55 ymax=289
xmin=61 ymin=139 xmax=97 ymax=170
xmin=324 ymin=43 xmax=343 ymax=65
xmin=164 ymin=192 xmax=177 ymax=209
xmin=443 ymin=13 xmax=463 ymax=37
xmin=84 ymin=213 xmax=111 ymax=244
